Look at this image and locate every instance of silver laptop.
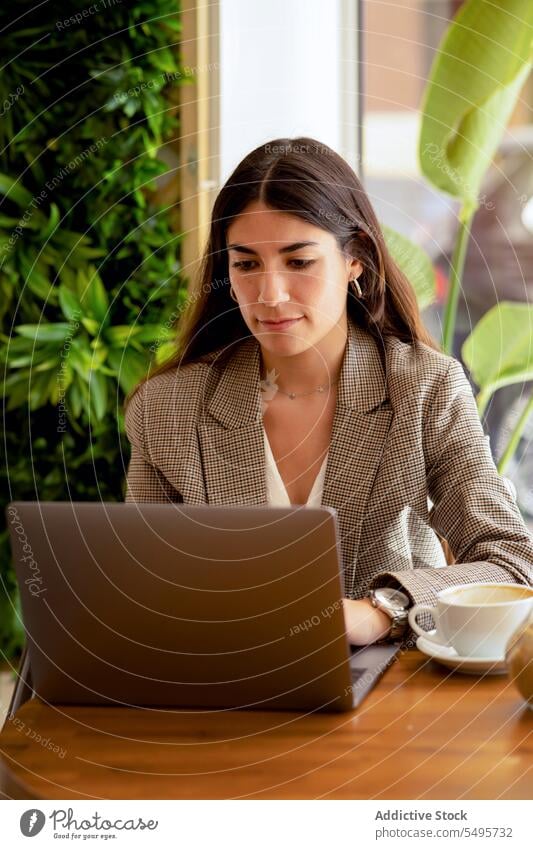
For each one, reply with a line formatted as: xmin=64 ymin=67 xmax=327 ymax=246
xmin=7 ymin=501 xmax=400 ymax=713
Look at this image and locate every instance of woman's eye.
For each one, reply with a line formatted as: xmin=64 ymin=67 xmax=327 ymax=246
xmin=231 ymin=258 xmax=315 ymax=271
xmin=289 ymin=259 xmax=315 ymax=269
xmin=232 ymin=260 xmax=256 ymax=270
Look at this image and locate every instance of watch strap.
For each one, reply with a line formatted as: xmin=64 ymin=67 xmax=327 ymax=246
xmin=369 ymin=588 xmax=410 ymax=643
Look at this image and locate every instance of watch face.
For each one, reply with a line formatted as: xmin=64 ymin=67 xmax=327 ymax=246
xmin=374 ymin=587 xmax=409 ymax=610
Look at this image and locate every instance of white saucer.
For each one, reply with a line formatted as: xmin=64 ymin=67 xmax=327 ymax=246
xmin=417 ymin=631 xmax=507 ymax=675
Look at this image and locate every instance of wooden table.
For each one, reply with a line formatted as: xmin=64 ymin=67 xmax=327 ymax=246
xmin=0 ymin=649 xmax=531 ymax=800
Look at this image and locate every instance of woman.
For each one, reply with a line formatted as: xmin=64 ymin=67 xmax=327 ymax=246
xmin=124 ymin=136 xmax=533 ymax=648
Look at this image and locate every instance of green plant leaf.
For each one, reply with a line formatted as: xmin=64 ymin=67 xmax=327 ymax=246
xmin=67 ymin=380 xmax=83 ymax=419
xmin=0 ymin=214 xmax=24 ymax=227
xmin=58 ymin=285 xmax=82 ymax=321
xmin=81 ymin=317 xmax=102 ymax=336
xmin=29 ymin=370 xmax=53 ymax=409
xmin=51 ymin=360 xmax=72 ymax=404
xmin=0 ymin=172 xmax=33 ymax=207
xmin=68 ymin=338 xmax=94 ymax=381
xmin=108 ymin=347 xmax=149 ymax=394
xmin=23 ymin=268 xmax=52 ymax=301
xmin=105 ymin=325 xmax=141 ymax=346
xmin=134 ymin=324 xmax=172 ymax=343
xmin=382 ymin=224 xmax=436 ymax=311
xmin=155 ymin=339 xmax=177 ymax=365
xmin=86 ymin=268 xmax=110 ymax=324
xmin=89 ymin=369 xmax=109 ymax=421
xmin=15 ymin=323 xmax=73 ymax=342
xmin=418 ymin=0 xmax=533 ymax=219
xmin=461 ymin=301 xmax=533 ymax=398
xmin=41 ymin=202 xmax=60 ymax=241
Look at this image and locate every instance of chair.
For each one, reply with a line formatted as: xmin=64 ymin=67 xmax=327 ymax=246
xmin=2 ymin=645 xmax=32 ymax=729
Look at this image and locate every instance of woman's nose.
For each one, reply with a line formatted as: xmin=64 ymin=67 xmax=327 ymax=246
xmin=258 ymin=291 xmax=290 ymax=305
xmin=257 ymin=274 xmax=290 ymax=305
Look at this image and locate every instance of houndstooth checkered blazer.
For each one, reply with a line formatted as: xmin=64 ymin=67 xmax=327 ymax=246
xmin=124 ymin=317 xmax=533 ymax=639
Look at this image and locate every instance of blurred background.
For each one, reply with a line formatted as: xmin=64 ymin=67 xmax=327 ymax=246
xmin=362 ymin=0 xmax=533 ymax=519
xmin=0 ymin=0 xmax=532 ymax=683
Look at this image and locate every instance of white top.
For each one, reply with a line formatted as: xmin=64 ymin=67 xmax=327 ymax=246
xmin=263 ymin=427 xmax=328 ymax=508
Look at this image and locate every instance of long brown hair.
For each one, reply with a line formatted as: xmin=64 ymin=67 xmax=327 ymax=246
xmin=126 ymin=136 xmax=438 ymax=406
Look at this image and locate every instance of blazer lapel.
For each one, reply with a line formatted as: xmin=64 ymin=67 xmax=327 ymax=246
xmin=197 ymin=320 xmax=394 ymax=596
xmin=322 ymin=321 xmax=394 ymax=596
xmin=198 ymin=336 xmax=267 ymax=505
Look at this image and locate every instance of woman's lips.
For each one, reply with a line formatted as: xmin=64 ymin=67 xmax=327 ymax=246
xmin=258 ymin=316 xmax=304 ymax=330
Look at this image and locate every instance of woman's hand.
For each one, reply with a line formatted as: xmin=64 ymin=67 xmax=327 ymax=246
xmin=342 ymin=597 xmax=392 ymax=646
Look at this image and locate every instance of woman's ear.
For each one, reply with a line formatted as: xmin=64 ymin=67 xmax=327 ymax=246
xmin=341 ymin=241 xmax=363 ymax=278
xmin=347 ymin=257 xmax=363 ymax=280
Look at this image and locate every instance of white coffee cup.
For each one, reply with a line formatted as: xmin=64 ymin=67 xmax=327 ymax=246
xmin=408 ymin=582 xmax=533 ymax=658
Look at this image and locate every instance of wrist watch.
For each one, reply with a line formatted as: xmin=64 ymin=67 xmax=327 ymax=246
xmin=368 ymin=587 xmax=411 ymax=643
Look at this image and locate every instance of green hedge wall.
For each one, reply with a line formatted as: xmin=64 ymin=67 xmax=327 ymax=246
xmin=0 ymin=1 xmax=188 ymax=658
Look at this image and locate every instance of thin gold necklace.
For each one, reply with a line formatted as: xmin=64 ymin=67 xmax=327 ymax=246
xmin=261 ymin=374 xmax=339 ymax=400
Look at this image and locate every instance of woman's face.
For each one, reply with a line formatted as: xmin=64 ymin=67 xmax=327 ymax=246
xmin=226 ymin=200 xmax=362 ymax=356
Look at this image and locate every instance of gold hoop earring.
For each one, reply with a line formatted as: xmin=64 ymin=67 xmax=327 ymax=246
xmin=229 ymin=284 xmax=239 ymax=302
xmin=349 ymin=277 xmax=363 ymax=299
